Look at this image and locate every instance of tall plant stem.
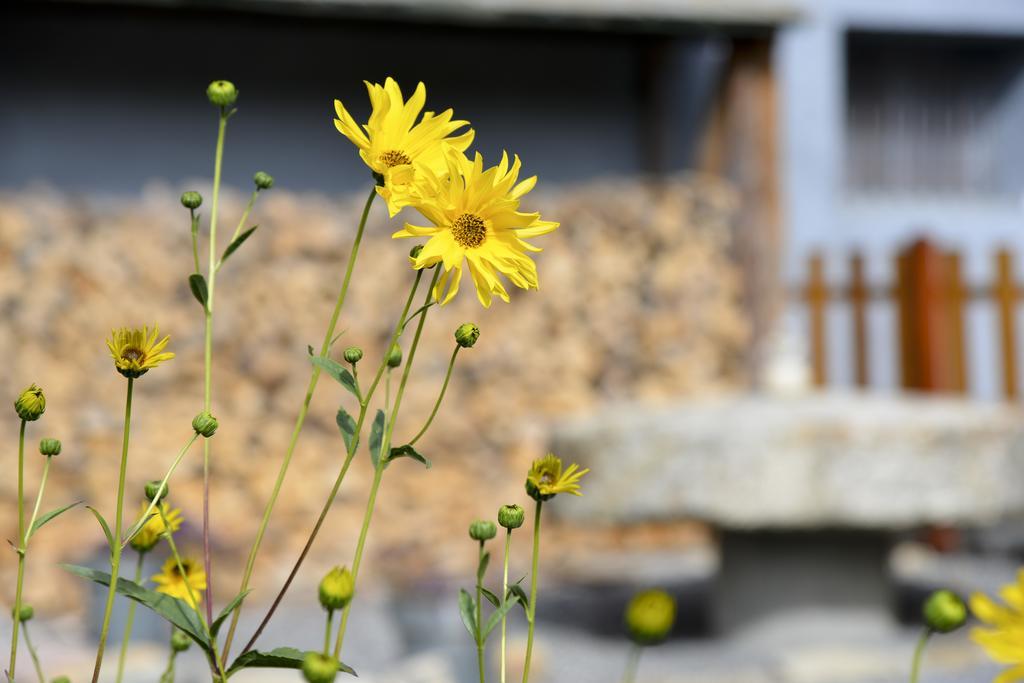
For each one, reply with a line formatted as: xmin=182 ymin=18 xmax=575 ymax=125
xmin=201 ymin=108 xmax=229 ymax=627
xmin=115 ymin=552 xmax=146 ymax=683
xmin=476 ymin=540 xmax=486 ymax=683
xmin=909 ymin=628 xmax=932 ymax=683
xmin=91 ymin=377 xmax=135 ymax=683
xmin=333 ymin=268 xmax=440 ymax=659
xmin=221 ymin=185 xmax=378 ymax=662
xmin=239 ymin=269 xmax=423 ymax=656
xmin=500 ymin=529 xmax=512 ymax=683
xmin=8 ymin=419 xmax=26 ymax=680
xmin=521 ymin=501 xmax=543 ymax=683
xmin=620 ymin=644 xmax=641 ymax=683
xmin=408 ymin=345 xmax=459 ymax=446
xmin=21 ymin=622 xmax=44 ymax=683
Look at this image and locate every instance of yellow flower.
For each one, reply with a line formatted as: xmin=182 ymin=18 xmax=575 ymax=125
xmin=971 ymin=569 xmax=1024 ymax=682
xmin=152 ymin=556 xmax=206 ymax=610
xmin=334 ymin=77 xmax=474 ymax=216
xmin=128 ymin=502 xmax=182 ymax=554
xmin=106 ymin=326 xmax=174 ymax=379
xmin=394 ymin=150 xmax=558 ymax=308
xmin=525 ymin=453 xmax=588 ymax=502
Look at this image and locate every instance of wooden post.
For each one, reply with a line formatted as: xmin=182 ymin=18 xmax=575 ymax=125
xmin=897 ymin=239 xmax=955 ymax=392
xmin=849 ymin=252 xmax=869 ymax=388
xmin=995 ymin=248 xmax=1018 ymax=400
xmin=807 ymin=252 xmax=828 ymax=387
xmin=945 ymin=252 xmax=967 ymax=394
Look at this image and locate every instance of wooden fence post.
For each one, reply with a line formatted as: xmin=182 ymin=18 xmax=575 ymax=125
xmin=807 ymin=252 xmax=828 ymax=387
xmin=945 ymin=252 xmax=967 ymax=394
xmin=850 ymin=252 xmax=869 ymax=388
xmin=995 ymin=248 xmax=1018 ymax=400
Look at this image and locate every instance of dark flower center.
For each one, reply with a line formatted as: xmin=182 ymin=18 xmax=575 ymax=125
xmin=121 ymin=347 xmax=144 ymax=363
xmin=379 ymin=150 xmax=412 ymax=167
xmin=452 ymin=213 xmax=487 ymax=249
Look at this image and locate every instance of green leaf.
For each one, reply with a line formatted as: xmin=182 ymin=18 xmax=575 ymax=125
xmin=387 ymin=444 xmax=431 ymax=469
xmin=458 ymin=588 xmax=477 ymax=639
xmin=227 ymin=647 xmax=356 ymax=677
xmin=221 ymin=225 xmax=258 ymax=263
xmin=507 ymin=584 xmax=529 ymax=614
xmin=62 ymin=564 xmax=210 ymax=653
xmin=188 ymin=273 xmax=208 ymax=308
xmin=211 ymin=589 xmax=252 ymax=637
xmin=481 ymin=587 xmax=500 ymax=608
xmin=29 ymin=501 xmax=80 ymax=539
xmin=85 ymin=505 xmax=114 ymax=551
xmin=483 ymin=594 xmax=521 ymax=639
xmin=336 ymin=406 xmax=358 ymax=453
xmin=477 ymin=551 xmax=491 ymax=583
xmin=310 ymin=356 xmax=358 ymax=398
xmin=368 ymin=410 xmax=385 ymax=468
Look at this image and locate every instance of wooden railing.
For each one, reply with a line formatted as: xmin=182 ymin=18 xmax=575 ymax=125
xmin=801 ymin=238 xmax=1021 ymax=399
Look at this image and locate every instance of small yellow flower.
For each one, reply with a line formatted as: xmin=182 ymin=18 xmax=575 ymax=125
xmin=152 ymin=556 xmax=206 ymax=610
xmin=106 ymin=326 xmax=174 ymax=379
xmin=394 ymin=150 xmax=558 ymax=308
xmin=626 ymin=589 xmax=676 ymax=645
xmin=129 ymin=502 xmax=183 ymax=554
xmin=525 ymin=453 xmax=588 ymax=502
xmin=333 ymin=77 xmax=474 ymax=216
xmin=970 ymin=569 xmax=1024 ymax=682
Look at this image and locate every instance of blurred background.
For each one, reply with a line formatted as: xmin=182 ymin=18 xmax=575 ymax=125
xmin=3 ymin=0 xmax=1024 ymax=681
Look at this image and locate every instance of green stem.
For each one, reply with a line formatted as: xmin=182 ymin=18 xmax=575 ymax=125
xmin=221 ymin=185 xmax=378 ymax=663
xmin=910 ymin=628 xmax=932 ymax=683
xmin=115 ymin=552 xmax=146 ymax=683
xmin=621 ymin=644 xmax=642 ymax=683
xmin=120 ymin=433 xmax=200 ymax=550
xmin=521 ymin=500 xmax=543 ymax=683
xmin=215 ymin=189 xmax=259 ymax=273
xmin=22 ymin=456 xmax=52 ymax=548
xmin=476 ymin=540 xmax=486 ymax=683
xmin=21 ymin=622 xmax=44 ymax=683
xmin=323 ymin=610 xmax=334 ymax=656
xmin=159 ymin=648 xmax=177 ymax=683
xmin=500 ymin=529 xmax=512 ymax=683
xmin=333 ymin=268 xmax=440 ymax=659
xmin=239 ymin=269 xmax=423 ymax=656
xmin=190 ymin=210 xmax=201 ymax=274
xmin=408 ymin=345 xmax=459 ymax=446
xmin=201 ymin=108 xmax=229 ymax=628
xmin=8 ymin=419 xmax=25 ymax=680
xmin=91 ymin=377 xmax=135 ymax=683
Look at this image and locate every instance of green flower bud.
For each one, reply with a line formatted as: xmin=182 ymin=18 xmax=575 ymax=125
xmin=180 ymin=191 xmax=203 ymax=210
xmin=923 ymin=589 xmax=967 ymax=633
xmin=144 ymin=480 xmax=168 ymax=503
xmin=409 ymin=245 xmax=424 ymax=259
xmin=253 ymin=171 xmax=274 ymax=191
xmin=192 ymin=411 xmax=219 ymax=438
xmin=318 ymin=566 xmax=355 ymax=611
xmin=301 ymin=651 xmax=339 ymax=683
xmin=39 ymin=438 xmax=62 ymax=456
xmin=455 ymin=323 xmax=480 ymax=349
xmin=13 ymin=604 xmax=33 ymax=622
xmin=15 ymin=384 xmax=45 ymax=421
xmin=469 ymin=519 xmax=497 ymax=542
xmin=206 ymin=80 xmax=238 ymax=107
xmin=343 ymin=347 xmax=363 ymax=364
xmin=498 ymin=504 xmax=524 ymax=530
xmin=50 ymin=677 xmax=71 ymax=683
xmin=386 ymin=344 xmax=402 ymax=369
xmin=625 ymin=589 xmax=676 ymax=645
xmin=170 ymin=628 xmax=192 ymax=652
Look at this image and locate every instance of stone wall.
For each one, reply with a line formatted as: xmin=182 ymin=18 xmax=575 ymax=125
xmin=0 ymin=174 xmax=747 ymax=614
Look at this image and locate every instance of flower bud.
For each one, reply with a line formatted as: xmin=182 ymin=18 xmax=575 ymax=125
xmin=39 ymin=438 xmax=62 ymax=457
xmin=50 ymin=677 xmax=71 ymax=683
xmin=318 ymin=566 xmax=355 ymax=611
xmin=498 ymin=504 xmax=524 ymax=530
xmin=385 ymin=344 xmax=402 ymax=369
xmin=145 ymin=480 xmax=168 ymax=503
xmin=301 ymin=652 xmax=339 ymax=683
xmin=455 ymin=323 xmax=480 ymax=349
xmin=192 ymin=412 xmax=219 ymax=438
xmin=469 ymin=519 xmax=497 ymax=542
xmin=180 ymin=191 xmax=203 ymax=210
xmin=625 ymin=589 xmax=676 ymax=645
xmin=343 ymin=347 xmax=363 ymax=364
xmin=409 ymin=245 xmax=424 ymax=259
xmin=170 ymin=628 xmax=192 ymax=652
xmin=206 ymin=80 xmax=238 ymax=107
xmin=253 ymin=171 xmax=274 ymax=191
xmin=13 ymin=604 xmax=33 ymax=622
xmin=14 ymin=384 xmax=45 ymax=421
xmin=923 ymin=589 xmax=967 ymax=633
